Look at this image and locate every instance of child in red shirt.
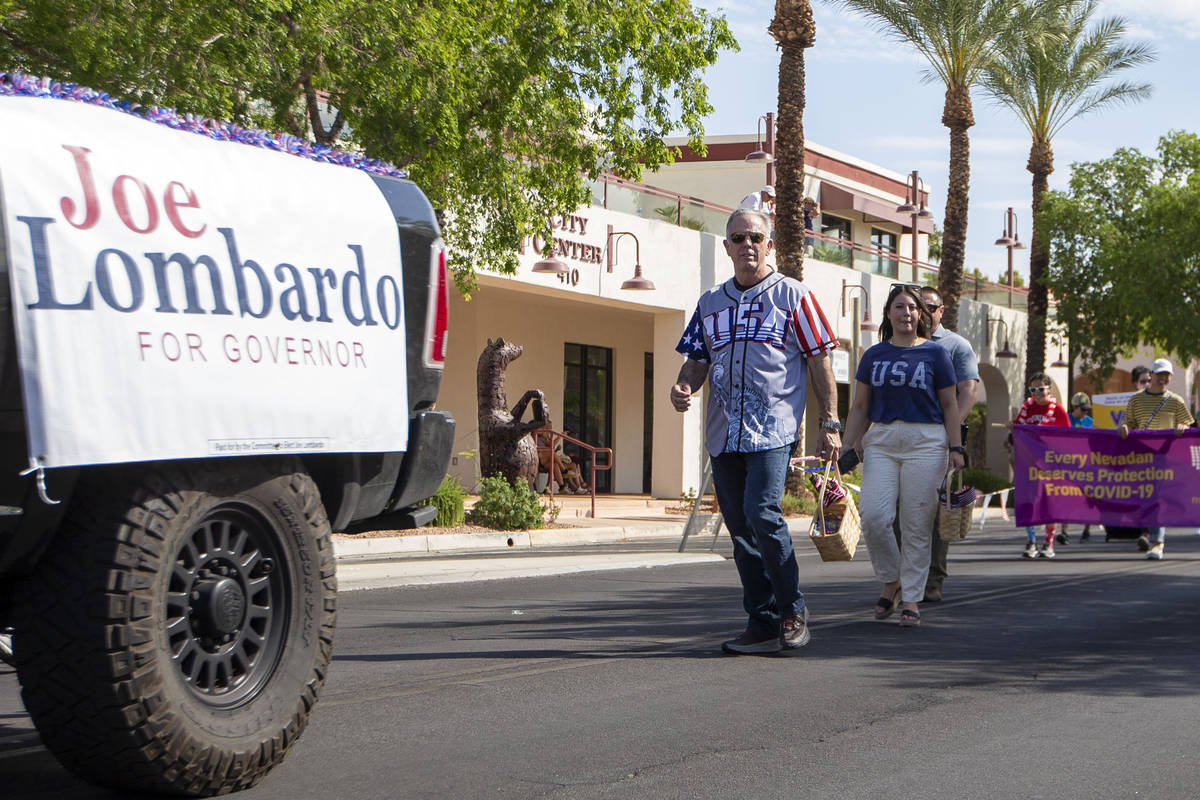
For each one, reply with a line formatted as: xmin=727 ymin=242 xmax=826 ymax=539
xmin=1013 ymin=373 xmax=1070 ymax=558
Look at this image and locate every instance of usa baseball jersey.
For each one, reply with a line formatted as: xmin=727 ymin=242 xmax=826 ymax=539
xmin=676 ymin=272 xmax=838 ymax=456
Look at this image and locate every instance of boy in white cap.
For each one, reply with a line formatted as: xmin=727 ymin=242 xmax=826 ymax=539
xmin=1118 ymin=357 xmax=1195 ymax=558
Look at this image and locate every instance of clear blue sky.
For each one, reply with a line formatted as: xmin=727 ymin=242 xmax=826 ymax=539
xmin=693 ymin=0 xmax=1200 ymax=283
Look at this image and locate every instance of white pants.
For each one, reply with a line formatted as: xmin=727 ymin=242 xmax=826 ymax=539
xmin=860 ymin=421 xmax=948 ymax=604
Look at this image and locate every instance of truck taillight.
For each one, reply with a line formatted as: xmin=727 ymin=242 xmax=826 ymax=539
xmin=424 ymin=242 xmax=449 ymax=369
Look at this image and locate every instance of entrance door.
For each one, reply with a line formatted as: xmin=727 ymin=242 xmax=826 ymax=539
xmin=563 ymin=343 xmax=613 ymax=492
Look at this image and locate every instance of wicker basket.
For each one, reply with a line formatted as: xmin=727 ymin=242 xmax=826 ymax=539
xmin=807 ymin=461 xmax=862 ymax=561
xmin=937 ymin=468 xmax=976 ymax=542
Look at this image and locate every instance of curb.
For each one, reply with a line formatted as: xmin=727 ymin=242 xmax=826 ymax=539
xmin=332 ymin=521 xmax=686 ymax=560
xmin=336 ymin=551 xmax=726 ymax=591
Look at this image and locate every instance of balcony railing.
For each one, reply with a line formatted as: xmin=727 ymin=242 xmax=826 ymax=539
xmin=591 ymin=173 xmax=733 ymax=236
xmin=591 ymin=173 xmax=1029 ymax=311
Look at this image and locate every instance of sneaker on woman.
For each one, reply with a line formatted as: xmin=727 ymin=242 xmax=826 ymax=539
xmin=1146 ymin=543 xmax=1164 ymax=560
xmin=1022 ymin=542 xmax=1038 ymax=559
xmin=1039 ymin=544 xmax=1056 ymax=559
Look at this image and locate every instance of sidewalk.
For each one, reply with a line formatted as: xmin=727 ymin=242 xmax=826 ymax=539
xmin=329 ymin=493 xmax=1033 ymax=590
xmin=332 ymin=493 xmax=690 ymax=560
xmin=332 ymin=491 xmax=1029 ymax=559
xmin=332 ymin=494 xmax=724 ymax=589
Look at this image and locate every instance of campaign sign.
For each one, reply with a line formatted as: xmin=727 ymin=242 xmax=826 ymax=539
xmin=0 ymin=96 xmax=409 ymax=467
xmin=1014 ymin=427 xmax=1200 ymax=526
xmin=1090 ymin=391 xmax=1134 ymax=430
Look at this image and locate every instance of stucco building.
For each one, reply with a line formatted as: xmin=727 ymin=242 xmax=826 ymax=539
xmin=439 ymin=131 xmax=1094 ymax=498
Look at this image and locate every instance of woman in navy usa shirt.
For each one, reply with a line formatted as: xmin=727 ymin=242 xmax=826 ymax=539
xmin=842 ymin=285 xmax=965 ymax=628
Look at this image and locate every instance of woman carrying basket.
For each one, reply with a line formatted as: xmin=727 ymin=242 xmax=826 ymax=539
xmin=842 ymin=285 xmax=965 ymax=627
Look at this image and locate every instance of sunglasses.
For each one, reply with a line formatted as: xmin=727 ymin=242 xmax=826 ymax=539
xmin=1137 ymin=376 xmax=1152 ymax=384
xmin=729 ymin=231 xmax=766 ymax=244
xmin=924 ymin=303 xmax=942 ymax=313
xmin=890 ymin=282 xmax=922 ymax=292
xmin=1029 ymin=386 xmax=1049 ymax=393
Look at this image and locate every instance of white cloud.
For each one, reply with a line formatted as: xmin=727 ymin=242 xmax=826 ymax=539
xmin=1102 ymin=0 xmax=1200 ymax=39
xmin=810 ymin=7 xmax=925 ymax=67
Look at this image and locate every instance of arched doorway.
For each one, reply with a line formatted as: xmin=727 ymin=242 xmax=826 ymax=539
xmin=977 ymin=362 xmax=1013 ymax=479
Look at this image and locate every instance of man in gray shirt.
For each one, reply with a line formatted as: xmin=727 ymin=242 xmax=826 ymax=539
xmin=670 ymin=208 xmax=841 ymax=654
xmin=920 ymin=286 xmax=979 ymax=601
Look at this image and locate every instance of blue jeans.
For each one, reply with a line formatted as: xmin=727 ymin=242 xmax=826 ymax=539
xmin=711 ymin=444 xmax=802 ymax=632
xmin=1149 ymin=526 xmax=1165 ymax=544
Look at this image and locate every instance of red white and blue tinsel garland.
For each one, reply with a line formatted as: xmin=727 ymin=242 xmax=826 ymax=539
xmin=0 ymin=73 xmax=407 ymax=179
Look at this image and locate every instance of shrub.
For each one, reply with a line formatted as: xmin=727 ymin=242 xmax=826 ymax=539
xmin=961 ymin=467 xmax=1011 ymax=494
xmin=811 ymin=243 xmax=851 ymax=266
xmin=781 ymin=491 xmax=817 ymax=516
xmin=428 ymin=475 xmax=466 ymax=527
xmin=468 ymin=475 xmax=546 ymax=530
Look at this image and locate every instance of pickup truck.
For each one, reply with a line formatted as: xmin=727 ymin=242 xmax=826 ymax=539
xmin=0 ymin=79 xmax=454 ymax=795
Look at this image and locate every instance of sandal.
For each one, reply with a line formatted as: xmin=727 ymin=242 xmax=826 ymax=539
xmin=873 ymin=586 xmax=901 ymax=620
xmin=898 ymin=608 xmax=921 ymax=627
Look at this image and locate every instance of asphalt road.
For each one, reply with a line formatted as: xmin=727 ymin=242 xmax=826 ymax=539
xmin=3 ymin=530 xmax=1200 ymax=799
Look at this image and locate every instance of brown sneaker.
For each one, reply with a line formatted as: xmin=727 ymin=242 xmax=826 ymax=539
xmin=780 ymin=607 xmax=811 ymax=649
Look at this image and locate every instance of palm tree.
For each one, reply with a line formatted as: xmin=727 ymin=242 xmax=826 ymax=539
xmin=770 ymin=0 xmax=817 ymax=281
xmin=981 ymin=0 xmax=1154 ymax=384
xmin=826 ymin=0 xmax=1037 ymax=330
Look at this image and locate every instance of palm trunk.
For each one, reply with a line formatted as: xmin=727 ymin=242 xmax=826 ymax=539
xmin=770 ymin=0 xmax=816 ymax=283
xmin=938 ymin=84 xmax=974 ymax=332
xmin=1026 ymin=138 xmax=1053 ymax=385
xmin=774 ymin=42 xmax=807 ymax=281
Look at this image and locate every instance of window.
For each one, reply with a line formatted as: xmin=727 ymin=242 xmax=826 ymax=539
xmin=870 ymin=228 xmax=898 ymax=278
xmin=821 ymin=215 xmax=851 ymax=241
xmin=816 ymin=214 xmax=852 ymax=267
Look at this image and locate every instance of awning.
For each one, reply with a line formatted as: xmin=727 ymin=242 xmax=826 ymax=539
xmin=820 ymin=184 xmax=935 ymax=234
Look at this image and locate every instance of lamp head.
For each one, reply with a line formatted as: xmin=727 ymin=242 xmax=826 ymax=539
xmin=532 ymin=256 xmax=570 ymax=274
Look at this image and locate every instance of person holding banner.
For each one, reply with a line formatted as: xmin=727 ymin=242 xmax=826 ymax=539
xmin=1013 ymin=374 xmax=1071 ymax=558
xmin=843 ymin=284 xmax=964 ymax=628
xmin=1063 ymin=392 xmax=1095 ymax=542
xmin=1118 ymin=358 xmax=1195 ymax=559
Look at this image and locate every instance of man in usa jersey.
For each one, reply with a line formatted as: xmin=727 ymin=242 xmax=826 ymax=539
xmin=670 ymin=208 xmax=841 ymax=655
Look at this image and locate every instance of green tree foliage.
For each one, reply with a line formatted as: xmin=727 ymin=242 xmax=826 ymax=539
xmin=981 ymin=0 xmax=1154 ymax=384
xmin=926 ymin=224 xmax=942 ymax=263
xmin=0 ymin=1 xmax=735 ymax=294
xmin=1039 ymin=131 xmax=1200 ymax=375
xmin=825 ymin=0 xmax=1047 ymax=331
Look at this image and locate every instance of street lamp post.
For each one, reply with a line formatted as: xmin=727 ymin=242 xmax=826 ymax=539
xmin=895 ymin=170 xmax=932 ymax=283
xmin=986 ymin=317 xmax=1019 ymax=359
xmin=743 ymin=112 xmax=776 ymax=186
xmin=993 ymin=207 xmax=1026 ymax=308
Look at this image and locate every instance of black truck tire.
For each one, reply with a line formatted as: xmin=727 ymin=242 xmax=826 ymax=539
xmin=13 ymin=457 xmax=337 ymax=796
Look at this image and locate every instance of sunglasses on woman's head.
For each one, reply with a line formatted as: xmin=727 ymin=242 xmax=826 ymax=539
xmin=729 ymin=231 xmax=766 ymax=244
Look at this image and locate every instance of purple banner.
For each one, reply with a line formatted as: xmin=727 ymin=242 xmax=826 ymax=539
xmin=1014 ymin=427 xmax=1200 ymax=527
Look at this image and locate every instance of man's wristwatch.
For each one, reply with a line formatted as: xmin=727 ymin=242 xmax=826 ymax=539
xmin=949 ymin=445 xmax=966 ymax=455
xmin=820 ymin=420 xmax=843 ymax=434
